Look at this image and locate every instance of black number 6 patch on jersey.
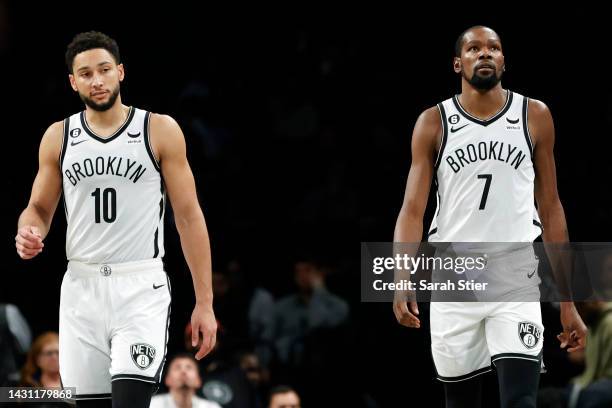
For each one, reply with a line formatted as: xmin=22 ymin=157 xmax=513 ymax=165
xmin=131 ymin=343 xmax=156 ymax=369
xmin=518 ymin=321 xmax=542 ymax=349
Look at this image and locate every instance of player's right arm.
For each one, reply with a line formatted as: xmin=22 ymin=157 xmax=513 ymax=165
xmin=16 ymin=121 xmax=63 ymax=259
xmin=393 ymin=107 xmax=440 ymax=328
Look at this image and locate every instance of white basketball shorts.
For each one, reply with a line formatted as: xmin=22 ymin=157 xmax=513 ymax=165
xmin=59 ymin=258 xmax=171 ymax=400
xmin=430 ymin=301 xmax=543 ymax=382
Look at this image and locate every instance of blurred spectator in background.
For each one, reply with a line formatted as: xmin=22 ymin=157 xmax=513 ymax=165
xmin=267 ymin=385 xmax=300 ymax=408
xmin=273 ymin=259 xmax=349 ymax=368
xmin=538 ymin=302 xmax=612 ymax=408
xmin=237 ymin=350 xmax=268 ymax=407
xmin=0 ymin=303 xmax=31 ymax=386
xmin=212 ymin=261 xmax=275 ymax=368
xmin=271 ymin=259 xmax=350 ymax=406
xmin=150 ymin=352 xmax=221 ymax=408
xmin=184 ymin=323 xmax=257 ymax=408
xmin=19 ymin=331 xmax=60 ymax=388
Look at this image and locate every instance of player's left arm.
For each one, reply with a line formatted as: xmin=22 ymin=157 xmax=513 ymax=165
xmin=530 ymin=98 xmax=586 ymax=352
xmin=151 ymin=113 xmax=217 ymax=360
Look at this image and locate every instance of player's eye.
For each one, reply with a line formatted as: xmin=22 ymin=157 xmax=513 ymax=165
xmin=80 ymin=72 xmax=91 ymax=78
xmin=468 ymin=46 xmax=478 ymax=52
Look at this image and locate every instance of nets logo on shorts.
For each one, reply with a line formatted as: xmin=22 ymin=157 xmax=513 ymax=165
xmin=130 ymin=343 xmax=156 ymax=370
xmin=518 ymin=321 xmax=542 ymax=349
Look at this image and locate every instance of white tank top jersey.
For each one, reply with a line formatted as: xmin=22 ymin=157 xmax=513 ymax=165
xmin=427 ymin=91 xmax=542 ymax=243
xmin=60 ymin=107 xmax=165 ymax=263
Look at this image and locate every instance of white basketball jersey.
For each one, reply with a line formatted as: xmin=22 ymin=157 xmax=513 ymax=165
xmin=428 ymin=91 xmax=542 ymax=242
xmin=60 ymin=107 xmax=165 ymax=263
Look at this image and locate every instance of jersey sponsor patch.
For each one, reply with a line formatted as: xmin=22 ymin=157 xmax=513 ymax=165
xmin=131 ymin=343 xmax=156 ymax=369
xmin=518 ymin=321 xmax=542 ymax=349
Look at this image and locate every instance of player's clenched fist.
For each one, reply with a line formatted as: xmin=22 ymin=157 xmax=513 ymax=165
xmin=393 ymin=299 xmax=420 ymax=329
xmin=15 ymin=226 xmax=44 ymax=259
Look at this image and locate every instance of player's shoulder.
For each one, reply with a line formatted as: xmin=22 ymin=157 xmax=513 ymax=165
xmin=417 ymin=105 xmax=443 ymax=125
xmin=148 ymin=113 xmax=185 ymax=152
xmin=149 ymin=112 xmax=181 ymax=132
xmin=525 ymin=97 xmax=551 ymax=118
xmin=47 ymin=120 xmax=65 ymax=136
xmin=41 ymin=120 xmax=65 ymax=148
xmin=413 ymin=105 xmax=443 ymax=143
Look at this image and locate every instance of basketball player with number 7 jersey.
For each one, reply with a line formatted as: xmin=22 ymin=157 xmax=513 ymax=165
xmin=393 ymin=26 xmax=588 ymax=407
xmin=15 ymin=31 xmax=217 ymax=408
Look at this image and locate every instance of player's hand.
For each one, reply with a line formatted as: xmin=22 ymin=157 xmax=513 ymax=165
xmin=191 ymin=302 xmax=217 ymax=360
xmin=558 ymin=302 xmax=587 ymax=353
xmin=393 ymin=299 xmax=420 ymax=328
xmin=15 ymin=226 xmax=44 ymax=260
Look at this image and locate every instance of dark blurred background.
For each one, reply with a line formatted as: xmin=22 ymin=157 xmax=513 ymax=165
xmin=1 ymin=2 xmax=612 ymax=407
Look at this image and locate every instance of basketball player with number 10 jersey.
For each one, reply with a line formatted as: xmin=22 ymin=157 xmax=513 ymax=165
xmin=16 ymin=32 xmax=217 ymax=408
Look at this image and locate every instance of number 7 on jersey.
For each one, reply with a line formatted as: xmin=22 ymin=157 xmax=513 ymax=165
xmin=477 ymin=174 xmax=492 ymax=210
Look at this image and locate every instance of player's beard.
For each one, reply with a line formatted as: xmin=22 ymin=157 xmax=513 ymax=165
xmin=465 ymin=68 xmax=503 ymax=91
xmin=80 ymin=84 xmax=120 ymax=112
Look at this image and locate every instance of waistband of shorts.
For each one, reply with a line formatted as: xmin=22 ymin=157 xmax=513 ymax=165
xmin=434 ymin=243 xmax=534 ymax=258
xmin=67 ymin=258 xmax=164 ymax=278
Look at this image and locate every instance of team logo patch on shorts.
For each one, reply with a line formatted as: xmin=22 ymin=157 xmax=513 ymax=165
xmin=518 ymin=321 xmax=542 ymax=349
xmin=130 ymin=343 xmax=156 ymax=370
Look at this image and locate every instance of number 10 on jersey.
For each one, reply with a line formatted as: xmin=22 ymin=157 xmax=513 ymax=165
xmin=91 ymin=188 xmax=117 ymax=223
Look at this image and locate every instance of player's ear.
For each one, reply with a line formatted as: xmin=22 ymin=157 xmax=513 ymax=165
xmin=68 ymin=74 xmax=78 ymax=92
xmin=453 ymin=57 xmax=462 ymax=74
xmin=117 ymin=63 xmax=125 ymax=82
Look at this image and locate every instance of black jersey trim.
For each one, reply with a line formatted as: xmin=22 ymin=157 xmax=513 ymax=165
xmin=80 ymin=106 xmax=135 ymax=143
xmin=452 ymin=90 xmax=513 ymax=127
xmin=434 ymin=104 xmax=449 ymax=170
xmin=111 ymin=374 xmax=157 ymax=383
xmin=522 ymin=97 xmax=534 ymax=158
xmin=74 ymin=393 xmax=112 ymax=400
xmin=491 ymin=352 xmax=542 ymax=365
xmin=427 ymin=228 xmax=438 ymax=237
xmin=153 ymin=228 xmax=159 ymax=258
xmin=144 ymin=111 xmax=161 ymax=172
xmin=153 ymin=273 xmax=171 ymax=386
xmin=533 ymin=219 xmax=543 ymax=230
xmin=60 ymin=119 xmax=70 ymax=220
xmin=60 ymin=118 xmax=70 ymax=167
xmin=434 ymin=174 xmax=442 ymax=217
xmin=436 ymin=366 xmax=492 ymax=383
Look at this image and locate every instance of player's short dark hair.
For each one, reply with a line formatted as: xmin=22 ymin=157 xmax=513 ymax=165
xmin=454 ymin=25 xmax=500 ymax=57
xmin=269 ymin=385 xmax=298 ymax=402
xmin=65 ymin=31 xmax=120 ymax=73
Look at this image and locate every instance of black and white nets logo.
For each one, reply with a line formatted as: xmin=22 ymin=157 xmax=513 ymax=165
xmin=518 ymin=321 xmax=542 ymax=349
xmin=131 ymin=343 xmax=156 ymax=370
